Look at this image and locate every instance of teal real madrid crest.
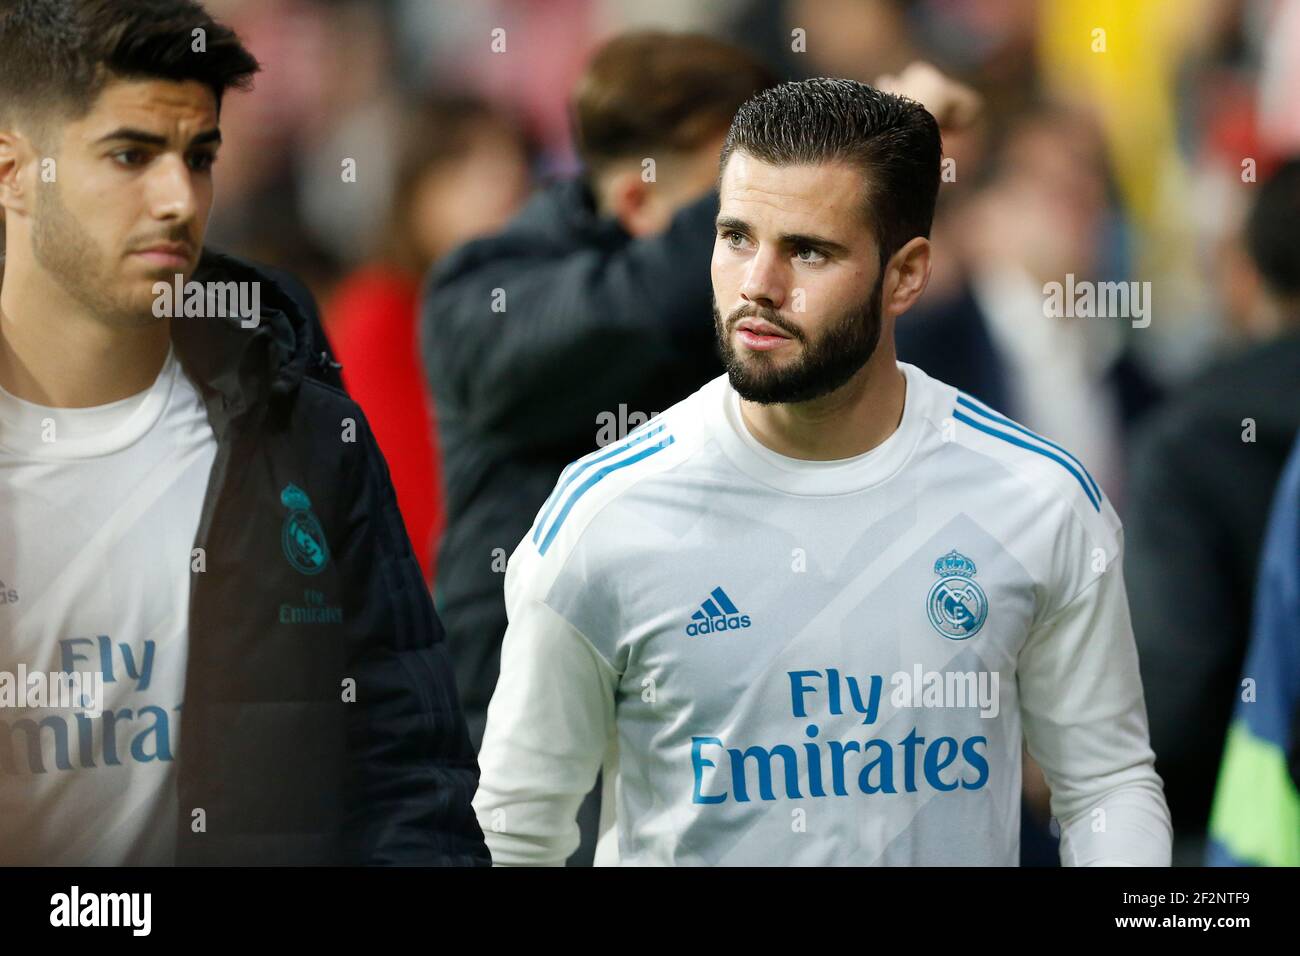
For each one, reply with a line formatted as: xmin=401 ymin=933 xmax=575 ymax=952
xmin=280 ymin=484 xmax=330 ymax=575
xmin=926 ymin=550 xmax=987 ymax=640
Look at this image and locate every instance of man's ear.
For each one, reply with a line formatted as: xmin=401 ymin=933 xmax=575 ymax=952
xmin=883 ymin=236 xmax=933 ymax=319
xmin=0 ymin=129 xmax=36 ymax=218
xmin=602 ymin=167 xmax=659 ymax=238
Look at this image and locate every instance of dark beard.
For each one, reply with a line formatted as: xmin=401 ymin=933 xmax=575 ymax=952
xmin=712 ymin=274 xmax=884 ymax=405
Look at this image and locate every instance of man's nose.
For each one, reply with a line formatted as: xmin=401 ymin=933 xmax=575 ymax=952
xmin=148 ymin=154 xmax=197 ymax=222
xmin=738 ymin=246 xmax=787 ymax=311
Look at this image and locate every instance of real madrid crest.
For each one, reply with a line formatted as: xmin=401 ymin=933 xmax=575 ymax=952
xmin=280 ymin=484 xmax=331 ymax=576
xmin=926 ymin=549 xmax=987 ymax=640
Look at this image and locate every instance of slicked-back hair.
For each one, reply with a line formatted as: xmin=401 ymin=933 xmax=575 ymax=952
xmin=719 ymin=78 xmax=942 ymax=269
xmin=0 ymin=0 xmax=259 ymax=133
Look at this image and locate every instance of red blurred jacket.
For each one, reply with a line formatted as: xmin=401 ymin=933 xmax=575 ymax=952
xmin=327 ymin=266 xmax=442 ymax=584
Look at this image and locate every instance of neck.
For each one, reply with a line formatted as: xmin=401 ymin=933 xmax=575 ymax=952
xmin=738 ymin=345 xmax=906 ymax=461
xmin=0 ymin=250 xmax=170 ymax=408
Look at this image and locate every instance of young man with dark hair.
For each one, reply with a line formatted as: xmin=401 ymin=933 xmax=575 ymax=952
xmin=423 ymin=31 xmax=972 ymax=752
xmin=425 ymin=34 xmax=974 ymax=865
xmin=0 ymin=0 xmax=486 ymax=865
xmin=474 ymin=79 xmax=1171 ymax=866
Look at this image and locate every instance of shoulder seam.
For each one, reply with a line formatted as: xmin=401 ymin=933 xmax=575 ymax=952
xmin=949 ymin=392 xmax=1103 ymax=513
xmin=532 ymin=421 xmax=685 ymax=558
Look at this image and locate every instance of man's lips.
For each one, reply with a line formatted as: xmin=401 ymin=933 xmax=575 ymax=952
xmin=131 ymin=243 xmax=193 ymax=268
xmin=736 ymin=317 xmax=790 ymax=337
xmin=735 ymin=316 xmax=795 ymax=351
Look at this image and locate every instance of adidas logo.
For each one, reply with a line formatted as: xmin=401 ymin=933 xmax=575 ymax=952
xmin=685 ymin=587 xmax=752 ymax=636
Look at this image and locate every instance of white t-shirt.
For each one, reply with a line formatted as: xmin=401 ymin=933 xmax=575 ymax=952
xmin=473 ymin=361 xmax=1172 ymax=866
xmin=0 ymin=347 xmax=216 ymax=864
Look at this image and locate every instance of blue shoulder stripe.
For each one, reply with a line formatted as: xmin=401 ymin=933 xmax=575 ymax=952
xmin=533 ymin=424 xmax=667 ymax=545
xmin=533 ymin=459 xmax=579 ymax=538
xmin=537 ymin=433 xmax=676 ymax=555
xmin=955 ymin=394 xmax=1102 ymax=502
xmin=953 ymin=409 xmax=1101 ymax=512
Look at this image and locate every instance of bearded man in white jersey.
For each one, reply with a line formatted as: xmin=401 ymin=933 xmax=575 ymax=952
xmin=473 ymin=78 xmax=1172 ymax=866
xmin=0 ymin=0 xmax=486 ymax=865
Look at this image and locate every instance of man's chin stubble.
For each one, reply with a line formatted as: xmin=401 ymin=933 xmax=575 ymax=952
xmin=724 ymin=354 xmax=780 ymax=405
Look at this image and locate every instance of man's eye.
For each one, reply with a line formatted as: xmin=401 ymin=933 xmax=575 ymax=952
xmin=795 ymin=245 xmax=826 ymax=264
xmin=112 ymin=149 xmax=148 ymax=167
xmin=188 ymin=152 xmax=218 ymax=172
xmin=722 ymin=231 xmax=747 ymax=249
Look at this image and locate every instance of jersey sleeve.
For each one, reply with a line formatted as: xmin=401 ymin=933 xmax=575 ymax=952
xmin=471 ymin=536 xmax=619 ymax=866
xmin=1017 ymin=529 xmax=1173 ymax=866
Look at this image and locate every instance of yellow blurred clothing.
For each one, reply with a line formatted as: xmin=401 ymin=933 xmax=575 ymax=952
xmin=1038 ymin=0 xmax=1201 ymax=228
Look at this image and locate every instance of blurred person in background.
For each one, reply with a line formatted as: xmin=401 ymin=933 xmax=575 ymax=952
xmin=897 ymin=104 xmax=1162 ymax=507
xmin=328 ymin=96 xmax=532 ymax=582
xmin=200 ymin=0 xmax=345 ymax=301
xmin=1206 ymin=431 xmax=1300 ymax=867
xmin=1126 ymin=157 xmax=1300 ymax=865
xmin=728 ymin=0 xmax=924 ymax=83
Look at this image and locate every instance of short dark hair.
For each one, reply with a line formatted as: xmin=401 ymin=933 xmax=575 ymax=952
xmin=1246 ymin=157 xmax=1300 ymax=300
xmin=572 ymin=31 xmax=776 ymax=177
xmin=0 ymin=0 xmax=259 ymax=131
xmin=719 ymin=78 xmax=942 ymax=268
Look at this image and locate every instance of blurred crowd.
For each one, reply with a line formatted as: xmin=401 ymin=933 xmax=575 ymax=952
xmin=197 ymin=0 xmax=1300 ymax=866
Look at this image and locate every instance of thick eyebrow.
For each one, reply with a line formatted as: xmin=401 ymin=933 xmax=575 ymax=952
xmin=94 ymin=127 xmax=222 ymax=148
xmin=714 ymin=215 xmax=851 ymax=257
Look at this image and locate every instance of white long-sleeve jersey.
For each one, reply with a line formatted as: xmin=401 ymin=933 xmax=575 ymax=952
xmin=473 ymin=361 xmax=1172 ymax=866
